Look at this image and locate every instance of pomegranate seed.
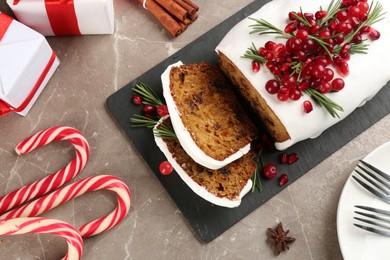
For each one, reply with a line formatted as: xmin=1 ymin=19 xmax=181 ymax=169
xmin=280 ymin=153 xmax=288 ymax=164
xmin=359 ymin=13 xmax=368 ymax=22
xmin=309 ymin=24 xmax=320 ymax=34
xmin=322 ymin=68 xmax=334 ymax=82
xmin=277 ymin=88 xmax=289 ymax=101
xmin=319 ymin=81 xmax=332 ymax=94
xmin=368 ymin=28 xmax=381 ymax=40
xmin=263 ymin=163 xmax=278 ymax=179
xmin=157 ymin=104 xmax=169 ymax=117
xmin=281 ymin=74 xmax=297 ymax=89
xmin=342 ymin=0 xmax=357 ymax=7
xmin=132 ymin=94 xmax=143 ymax=105
xmin=285 ymin=22 xmax=297 ymax=33
xmin=352 ymin=34 xmax=363 ymax=44
xmin=259 ymin=47 xmax=268 ymax=57
xmin=298 ymin=81 xmax=310 ymax=91
xmin=251 ymin=60 xmax=261 ymax=73
xmin=303 ymin=100 xmax=313 ymax=113
xmin=337 ymin=60 xmax=349 ymax=76
xmin=312 ymin=63 xmax=326 ymax=78
xmin=288 ymin=11 xmax=297 ymax=21
xmin=315 ymin=10 xmax=327 ymax=20
xmin=279 ymin=174 xmax=289 ymax=186
xmin=289 ymin=89 xmax=302 ymax=101
xmin=348 ymin=6 xmax=361 ymax=18
xmin=265 ymin=41 xmax=277 ymax=51
xmin=336 ymin=10 xmax=348 ymax=21
xmin=341 ymin=43 xmax=351 ymax=54
xmin=304 ymin=13 xmax=314 ymax=20
xmin=332 ymin=78 xmax=345 ymax=91
xmin=360 ymin=25 xmax=371 ymax=34
xmin=159 ymin=161 xmax=173 ymax=175
xmin=334 ymin=34 xmax=345 ymax=44
xmin=288 ymin=153 xmax=299 ymax=164
xmin=286 ymin=38 xmax=302 ymax=51
xmin=296 ymin=29 xmax=309 ymax=40
xmin=318 ymin=29 xmax=331 ymax=39
xmin=265 ymin=79 xmax=280 ymax=94
xmin=143 ymin=105 xmax=155 ymax=113
xmin=357 ymin=2 xmax=369 ymax=14
xmin=340 ymin=52 xmax=351 ymax=60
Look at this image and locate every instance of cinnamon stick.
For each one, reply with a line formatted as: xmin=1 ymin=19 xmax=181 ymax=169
xmin=173 ymin=0 xmax=196 ymax=15
xmin=141 ymin=0 xmax=183 ymax=37
xmin=154 ymin=0 xmax=188 ymax=22
xmin=182 ymin=0 xmax=199 ymax=12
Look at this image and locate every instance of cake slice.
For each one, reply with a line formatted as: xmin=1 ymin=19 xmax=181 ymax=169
xmin=154 ymin=117 xmax=257 ymax=208
xmin=161 ymin=61 xmax=256 ymax=169
xmin=216 ymin=0 xmax=390 ymax=150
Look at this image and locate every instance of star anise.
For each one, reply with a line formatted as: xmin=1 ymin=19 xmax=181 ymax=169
xmin=266 ymin=222 xmax=296 ymax=256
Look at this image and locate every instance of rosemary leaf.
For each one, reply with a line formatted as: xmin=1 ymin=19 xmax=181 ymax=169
xmin=130 ymin=115 xmax=177 ymax=139
xmin=130 ymin=114 xmax=158 ymax=128
xmin=242 ymin=42 xmax=268 ymax=63
xmin=249 ymin=17 xmax=289 ymax=37
xmin=133 ymin=82 xmax=163 ymax=106
xmin=304 ymin=88 xmax=344 ymax=118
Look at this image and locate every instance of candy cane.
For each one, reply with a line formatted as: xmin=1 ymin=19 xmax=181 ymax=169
xmin=0 ymin=217 xmax=83 ymax=260
xmin=0 ymin=126 xmax=90 ymax=214
xmin=0 ymin=175 xmax=131 ymax=238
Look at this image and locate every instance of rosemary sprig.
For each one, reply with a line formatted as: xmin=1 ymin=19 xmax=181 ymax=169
xmin=333 ymin=42 xmax=369 ymax=54
xmin=242 ymin=42 xmax=268 ymax=63
xmin=344 ymin=1 xmax=386 ymax=43
xmin=133 ymin=82 xmax=163 ymax=106
xmin=304 ymin=88 xmax=344 ymax=118
xmin=249 ymin=17 xmax=289 ymax=38
xmin=251 ymin=167 xmax=263 ymax=192
xmin=130 ymin=115 xmax=177 ymax=139
xmin=319 ymin=0 xmax=341 ymax=26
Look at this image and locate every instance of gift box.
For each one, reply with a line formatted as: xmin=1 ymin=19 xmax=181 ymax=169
xmin=0 ymin=12 xmax=59 ymax=116
xmin=7 ymin=0 xmax=114 ymax=36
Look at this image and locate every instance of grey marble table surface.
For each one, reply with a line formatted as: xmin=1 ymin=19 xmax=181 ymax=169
xmin=1 ymin=0 xmax=390 ymax=259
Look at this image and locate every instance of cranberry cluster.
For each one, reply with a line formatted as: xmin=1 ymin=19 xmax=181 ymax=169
xmin=132 ymin=94 xmax=169 ymax=118
xmin=251 ymin=0 xmax=382 ymax=113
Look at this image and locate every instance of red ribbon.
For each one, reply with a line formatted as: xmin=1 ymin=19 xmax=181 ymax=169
xmin=0 ymin=51 xmax=57 ymax=116
xmin=12 ymin=0 xmax=81 ymax=35
xmin=0 ymin=13 xmax=13 ymax=41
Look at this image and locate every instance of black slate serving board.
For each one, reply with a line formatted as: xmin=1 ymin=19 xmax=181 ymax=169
xmin=106 ymin=0 xmax=390 ymax=243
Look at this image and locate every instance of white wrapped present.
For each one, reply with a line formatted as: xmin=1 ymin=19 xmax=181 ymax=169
xmin=0 ymin=12 xmax=59 ymax=116
xmin=7 ymin=0 xmax=114 ymax=36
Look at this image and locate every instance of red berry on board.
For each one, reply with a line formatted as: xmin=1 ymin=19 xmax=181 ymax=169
xmin=143 ymin=105 xmax=155 ymax=114
xmin=281 ymin=153 xmax=288 ymax=164
xmin=132 ymin=94 xmax=143 ymax=105
xmin=288 ymin=153 xmax=299 ymax=164
xmin=265 ymin=79 xmax=280 ymax=94
xmin=157 ymin=104 xmax=169 ymax=117
xmin=159 ymin=161 xmax=173 ymax=175
xmin=279 ymin=174 xmax=289 ymax=186
xmin=303 ymin=100 xmax=313 ymax=113
xmin=368 ymin=28 xmax=381 ymax=41
xmin=263 ymin=163 xmax=278 ymax=179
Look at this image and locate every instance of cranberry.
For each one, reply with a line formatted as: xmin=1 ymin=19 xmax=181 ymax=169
xmin=143 ymin=105 xmax=155 ymax=114
xmin=263 ymin=163 xmax=278 ymax=179
xmin=157 ymin=104 xmax=169 ymax=117
xmin=319 ymin=81 xmax=332 ymax=94
xmin=132 ymin=94 xmax=143 ymax=105
xmin=252 ymin=60 xmax=261 ymax=73
xmin=303 ymin=100 xmax=313 ymax=113
xmin=279 ymin=174 xmax=289 ymax=186
xmin=357 ymin=2 xmax=369 ymax=15
xmin=285 ymin=22 xmax=297 ymax=33
xmin=322 ymin=68 xmax=334 ymax=82
xmin=296 ymin=29 xmax=309 ymax=40
xmin=336 ymin=10 xmax=348 ymax=21
xmin=277 ymin=88 xmax=289 ymax=101
xmin=289 ymin=89 xmax=302 ymax=101
xmin=265 ymin=41 xmax=277 ymax=51
xmin=312 ymin=63 xmax=326 ymax=78
xmin=281 ymin=74 xmax=297 ymax=89
xmin=348 ymin=6 xmax=361 ymax=18
xmin=159 ymin=161 xmax=173 ymax=175
xmin=298 ymin=80 xmax=309 ymax=91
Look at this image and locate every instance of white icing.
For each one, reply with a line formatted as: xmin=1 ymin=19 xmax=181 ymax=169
xmin=216 ymin=0 xmax=390 ymax=150
xmin=161 ymin=61 xmax=251 ymax=170
xmin=154 ymin=116 xmax=252 ymax=208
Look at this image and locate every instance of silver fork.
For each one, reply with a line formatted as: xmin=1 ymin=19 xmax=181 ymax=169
xmin=352 ymin=160 xmax=390 ymax=204
xmin=353 ymin=205 xmax=390 ymax=237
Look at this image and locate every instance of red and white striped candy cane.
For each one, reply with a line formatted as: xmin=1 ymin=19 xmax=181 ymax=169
xmin=0 ymin=217 xmax=83 ymax=260
xmin=0 ymin=126 xmax=90 ymax=214
xmin=0 ymin=175 xmax=131 ymax=238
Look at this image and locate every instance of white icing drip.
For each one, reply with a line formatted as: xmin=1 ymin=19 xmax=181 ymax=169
xmin=161 ymin=61 xmax=251 ymax=169
xmin=154 ymin=116 xmax=252 ymax=208
xmin=216 ymin=0 xmax=390 ymax=150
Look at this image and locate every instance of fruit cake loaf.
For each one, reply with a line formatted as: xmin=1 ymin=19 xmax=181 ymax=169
xmin=216 ymin=0 xmax=390 ymax=150
xmin=161 ymin=61 xmax=256 ymax=169
xmin=154 ymin=117 xmax=257 ymax=208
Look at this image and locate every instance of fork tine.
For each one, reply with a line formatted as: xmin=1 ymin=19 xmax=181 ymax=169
xmin=353 ymin=223 xmax=390 ymax=237
xmin=359 ymin=160 xmax=390 ymax=182
xmin=356 ymin=165 xmax=390 ymax=190
xmin=351 ymin=175 xmax=390 ymax=203
xmin=353 ymin=216 xmax=390 ymax=230
xmin=354 ymin=168 xmax=389 ymax=193
xmin=355 ymin=205 xmax=390 ymax=217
